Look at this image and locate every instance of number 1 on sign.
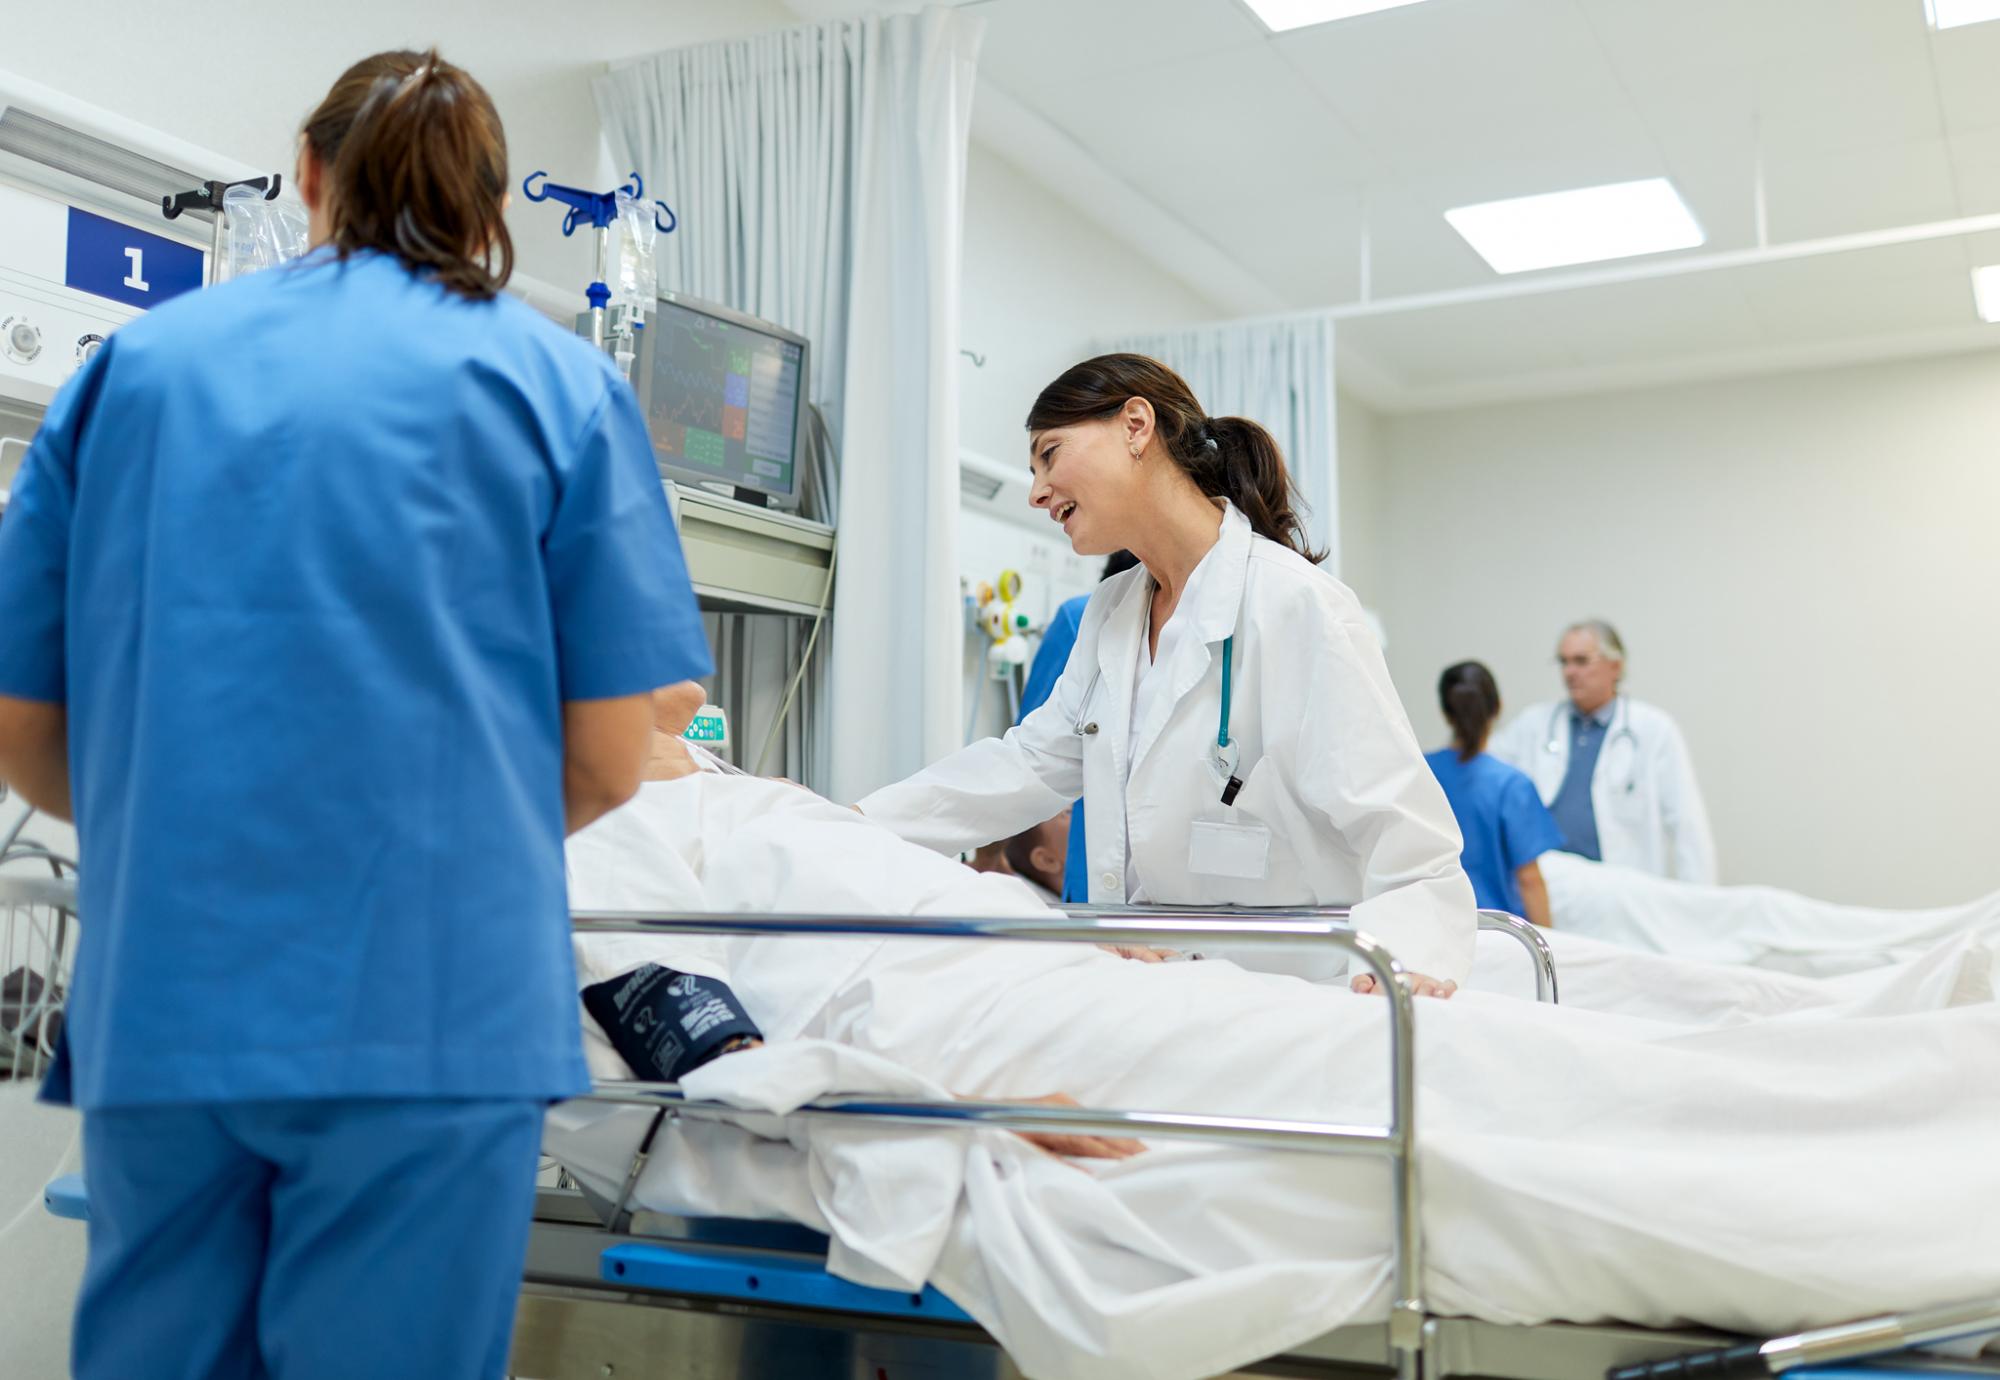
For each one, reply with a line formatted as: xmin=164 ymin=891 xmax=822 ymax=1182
xmin=123 ymin=248 xmax=150 ymax=293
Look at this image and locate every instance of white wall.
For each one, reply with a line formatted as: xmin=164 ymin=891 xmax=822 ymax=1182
xmin=1375 ymin=350 xmax=2000 ymax=907
xmin=955 ymin=143 xmax=1228 ymax=742
xmin=958 ymin=145 xmax=1226 ymax=477
xmin=2 ymin=0 xmax=793 ymax=289
xmin=1335 ymin=387 xmax=1390 ymax=613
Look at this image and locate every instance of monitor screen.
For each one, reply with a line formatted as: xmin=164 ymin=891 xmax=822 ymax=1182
xmin=640 ymin=293 xmax=807 ymax=507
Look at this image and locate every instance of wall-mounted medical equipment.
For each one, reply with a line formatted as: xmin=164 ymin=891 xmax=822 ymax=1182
xmin=0 ymin=67 xmax=264 ymax=506
xmin=520 ymin=170 xmax=674 ymax=376
xmin=523 ymin=172 xmax=831 ymax=785
xmin=964 ymin=570 xmax=1033 ymax=739
xmin=632 ymin=291 xmax=809 ymax=513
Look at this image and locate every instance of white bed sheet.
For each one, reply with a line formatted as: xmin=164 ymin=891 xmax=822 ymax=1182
xmin=1544 ymin=850 xmax=2000 ymax=976
xmin=547 ymin=773 xmax=2000 ymax=1380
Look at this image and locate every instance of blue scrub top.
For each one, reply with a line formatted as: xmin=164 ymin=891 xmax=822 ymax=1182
xmin=1423 ymin=750 xmax=1564 ymax=917
xmin=1019 ymin=593 xmax=1087 ymax=902
xmin=0 ymin=250 xmax=711 ymax=1110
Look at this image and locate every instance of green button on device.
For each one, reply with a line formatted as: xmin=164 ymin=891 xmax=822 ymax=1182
xmin=682 ymin=705 xmax=730 ymax=752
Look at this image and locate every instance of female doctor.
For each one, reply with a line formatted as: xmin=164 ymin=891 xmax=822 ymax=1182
xmin=859 ymin=355 xmax=1475 ymax=993
xmin=0 ymin=50 xmax=709 ymax=1379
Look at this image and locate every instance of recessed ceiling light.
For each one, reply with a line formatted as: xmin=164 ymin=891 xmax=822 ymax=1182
xmin=1444 ymin=178 xmax=1706 ymax=275
xmin=1927 ymin=0 xmax=2000 ymax=31
xmin=1971 ymin=265 xmax=2000 ymax=322
xmin=1242 ymin=0 xmax=1435 ymax=33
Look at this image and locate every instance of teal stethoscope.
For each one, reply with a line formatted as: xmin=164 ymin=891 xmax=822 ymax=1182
xmin=1071 ymin=635 xmax=1243 ymax=805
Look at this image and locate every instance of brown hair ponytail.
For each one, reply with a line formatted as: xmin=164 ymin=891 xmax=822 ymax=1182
xmin=1026 ymin=353 xmax=1326 ymax=564
xmin=301 ymin=49 xmax=513 ymax=300
xmin=1438 ymin=661 xmax=1501 ymax=761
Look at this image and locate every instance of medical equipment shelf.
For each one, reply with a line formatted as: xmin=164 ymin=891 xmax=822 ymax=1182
xmin=670 ymin=484 xmax=835 ymax=618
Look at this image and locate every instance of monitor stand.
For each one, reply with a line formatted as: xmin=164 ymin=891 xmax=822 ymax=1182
xmin=731 ymin=486 xmax=773 ymax=509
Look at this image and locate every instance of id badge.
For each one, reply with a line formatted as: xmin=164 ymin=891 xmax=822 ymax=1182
xmin=1188 ymin=819 xmax=1271 ymax=881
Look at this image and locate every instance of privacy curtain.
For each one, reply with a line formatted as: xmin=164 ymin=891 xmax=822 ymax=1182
xmin=596 ymin=8 xmax=983 ymax=799
xmin=1110 ymin=316 xmax=1341 ymax=575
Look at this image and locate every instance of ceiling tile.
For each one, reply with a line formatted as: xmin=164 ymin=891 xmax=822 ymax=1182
xmin=1275 ymin=0 xmax=1630 ymax=176
xmin=974 ymin=0 xmax=1266 ymax=89
xmin=1930 ymin=17 xmax=2000 ymax=132
xmin=1735 ymin=248 xmax=1982 ymax=343
xmin=1947 ymin=127 xmax=2000 ymax=212
xmin=1015 ymin=43 xmax=1375 ymax=215
xmin=1751 ymin=0 xmax=1944 ymax=159
xmin=1338 ymin=295 xmax=1583 ymax=386
xmin=1525 ymin=274 xmax=1765 ymax=364
xmin=1760 ymin=136 xmax=1961 ymax=241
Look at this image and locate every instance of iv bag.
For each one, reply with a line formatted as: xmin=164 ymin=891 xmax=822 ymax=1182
xmin=221 ymin=184 xmax=310 ymax=281
xmin=612 ymin=190 xmax=658 ymax=317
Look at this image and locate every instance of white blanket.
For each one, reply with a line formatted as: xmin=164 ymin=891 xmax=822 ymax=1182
xmin=550 ymin=772 xmax=2000 ymax=1380
xmin=1544 ymin=850 xmax=2000 ymax=976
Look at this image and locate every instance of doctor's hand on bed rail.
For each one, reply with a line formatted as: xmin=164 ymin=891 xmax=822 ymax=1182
xmin=1350 ymin=972 xmax=1458 ymax=1000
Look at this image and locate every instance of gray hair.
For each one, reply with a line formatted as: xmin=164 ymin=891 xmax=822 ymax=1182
xmin=1563 ymin=619 xmax=1626 ymax=664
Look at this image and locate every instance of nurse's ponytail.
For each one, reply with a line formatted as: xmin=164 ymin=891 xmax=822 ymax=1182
xmin=301 ymin=50 xmax=513 ymax=300
xmin=1027 ymin=354 xmax=1326 ymax=564
xmin=1438 ymin=661 xmax=1502 ymax=761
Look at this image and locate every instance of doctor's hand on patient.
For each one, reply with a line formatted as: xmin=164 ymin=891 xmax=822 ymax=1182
xmin=1350 ymin=973 xmax=1458 ymax=1000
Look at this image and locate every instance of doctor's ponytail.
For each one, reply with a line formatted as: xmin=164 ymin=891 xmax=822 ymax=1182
xmin=301 ymin=49 xmax=514 ymax=300
xmin=1027 ymin=354 xmax=1327 ymax=564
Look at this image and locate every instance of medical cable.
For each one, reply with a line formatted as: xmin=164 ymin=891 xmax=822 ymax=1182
xmin=752 ymin=407 xmax=840 ymax=778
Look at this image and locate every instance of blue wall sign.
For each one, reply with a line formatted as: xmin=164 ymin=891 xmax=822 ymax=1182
xmin=64 ymin=207 xmax=204 ymax=309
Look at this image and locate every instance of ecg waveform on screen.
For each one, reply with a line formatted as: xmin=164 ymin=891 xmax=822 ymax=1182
xmin=649 ymin=324 xmax=731 ymax=433
xmin=651 ymin=367 xmax=724 ymax=433
xmin=645 ymin=310 xmax=802 ymax=500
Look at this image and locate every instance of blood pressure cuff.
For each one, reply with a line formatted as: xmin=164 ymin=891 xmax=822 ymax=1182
xmin=580 ymin=965 xmax=763 ymax=1083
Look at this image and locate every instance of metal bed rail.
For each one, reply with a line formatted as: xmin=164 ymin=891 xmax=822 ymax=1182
xmin=1059 ymin=902 xmax=1559 ymax=1004
xmin=569 ymin=907 xmax=1433 ymax=1379
xmin=1 ymin=841 xmax=78 ymax=1084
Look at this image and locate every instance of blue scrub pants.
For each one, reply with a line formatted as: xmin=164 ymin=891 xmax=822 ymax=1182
xmin=75 ymin=1098 xmax=544 ymax=1380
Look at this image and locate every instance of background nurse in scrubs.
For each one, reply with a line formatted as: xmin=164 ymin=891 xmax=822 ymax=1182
xmin=0 ymin=50 xmax=709 ymax=1379
xmin=860 ymin=355 xmax=1475 ymax=995
xmin=1423 ymin=661 xmax=1565 ymax=927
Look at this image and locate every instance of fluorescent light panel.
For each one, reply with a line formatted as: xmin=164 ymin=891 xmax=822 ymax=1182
xmin=1242 ymin=0 xmax=1434 ymax=33
xmin=1928 ymin=0 xmax=2000 ymax=30
xmin=1972 ymin=265 xmax=2000 ymax=322
xmin=1444 ymin=177 xmax=1705 ymax=275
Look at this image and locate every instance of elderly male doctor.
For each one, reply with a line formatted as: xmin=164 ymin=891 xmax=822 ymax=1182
xmin=1489 ymin=619 xmax=1717 ymax=884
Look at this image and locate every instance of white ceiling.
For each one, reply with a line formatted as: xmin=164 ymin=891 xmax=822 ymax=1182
xmin=966 ymin=0 xmax=2000 ymax=407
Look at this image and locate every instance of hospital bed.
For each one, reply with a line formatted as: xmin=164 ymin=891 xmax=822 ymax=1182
xmin=13 ymin=856 xmax=1994 ymax=1380
xmin=0 ymin=809 xmax=74 ymax=1084
xmin=520 ymin=906 xmax=1992 ymax=1380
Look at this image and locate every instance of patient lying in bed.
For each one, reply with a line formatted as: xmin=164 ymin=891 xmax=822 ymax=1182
xmin=555 ymin=690 xmax=2000 ymax=1380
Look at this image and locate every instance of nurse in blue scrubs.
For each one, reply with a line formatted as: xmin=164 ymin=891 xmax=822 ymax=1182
xmin=0 ymin=50 xmax=709 ymax=1379
xmin=1423 ymin=662 xmax=1564 ymax=927
xmin=1016 ymin=550 xmax=1137 ymax=901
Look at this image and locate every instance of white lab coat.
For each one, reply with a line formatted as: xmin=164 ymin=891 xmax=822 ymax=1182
xmin=1488 ymin=696 xmax=1717 ymax=884
xmin=858 ymin=502 xmax=1477 ymax=982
